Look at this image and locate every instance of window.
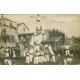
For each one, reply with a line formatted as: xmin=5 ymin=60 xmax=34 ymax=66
xmin=23 ymin=28 xmax=25 ymax=31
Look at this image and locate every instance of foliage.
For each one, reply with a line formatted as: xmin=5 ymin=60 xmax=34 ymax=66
xmin=48 ymin=28 xmax=65 ymax=44
xmin=72 ymin=36 xmax=80 ymax=44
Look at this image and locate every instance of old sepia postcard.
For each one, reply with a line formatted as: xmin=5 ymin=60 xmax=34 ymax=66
xmin=0 ymin=14 xmax=80 ymax=65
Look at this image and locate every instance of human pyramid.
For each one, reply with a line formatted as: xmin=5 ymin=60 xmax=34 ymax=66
xmin=25 ymin=43 xmax=56 ymax=64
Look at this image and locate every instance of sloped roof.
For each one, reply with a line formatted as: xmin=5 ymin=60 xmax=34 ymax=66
xmin=17 ymin=23 xmax=29 ymax=30
xmin=0 ymin=17 xmax=18 ymax=30
xmin=18 ymin=32 xmax=34 ymax=36
xmin=46 ymin=36 xmax=62 ymax=43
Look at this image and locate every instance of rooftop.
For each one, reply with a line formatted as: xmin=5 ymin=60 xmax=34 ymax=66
xmin=46 ymin=36 xmax=62 ymax=43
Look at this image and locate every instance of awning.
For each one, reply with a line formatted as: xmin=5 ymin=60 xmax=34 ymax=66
xmin=18 ymin=32 xmax=34 ymax=36
xmin=46 ymin=37 xmax=62 ymax=43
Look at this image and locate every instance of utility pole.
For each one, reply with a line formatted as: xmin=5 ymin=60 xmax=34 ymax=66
xmin=1 ymin=14 xmax=4 ymax=43
xmin=1 ymin=14 xmax=7 ymax=44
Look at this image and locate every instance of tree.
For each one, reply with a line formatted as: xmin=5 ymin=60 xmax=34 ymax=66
xmin=48 ymin=28 xmax=65 ymax=44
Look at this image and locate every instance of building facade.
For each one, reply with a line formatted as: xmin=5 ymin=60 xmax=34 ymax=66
xmin=0 ymin=15 xmax=18 ymax=47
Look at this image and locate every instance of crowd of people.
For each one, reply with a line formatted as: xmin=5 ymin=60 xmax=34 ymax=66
xmin=0 ymin=43 xmax=74 ymax=65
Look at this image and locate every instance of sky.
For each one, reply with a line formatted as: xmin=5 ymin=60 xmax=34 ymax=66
xmin=1 ymin=14 xmax=80 ymax=38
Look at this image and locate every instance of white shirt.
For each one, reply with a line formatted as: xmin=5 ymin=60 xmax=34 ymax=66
xmin=64 ymin=45 xmax=70 ymax=49
xmin=48 ymin=45 xmax=54 ymax=55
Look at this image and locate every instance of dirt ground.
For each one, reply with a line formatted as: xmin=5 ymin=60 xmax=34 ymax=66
xmin=1 ymin=57 xmax=80 ymax=65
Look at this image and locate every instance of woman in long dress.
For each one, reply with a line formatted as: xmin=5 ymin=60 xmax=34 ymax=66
xmin=29 ymin=45 xmax=34 ymax=63
xmin=44 ymin=44 xmax=50 ymax=63
xmin=48 ymin=45 xmax=55 ymax=63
